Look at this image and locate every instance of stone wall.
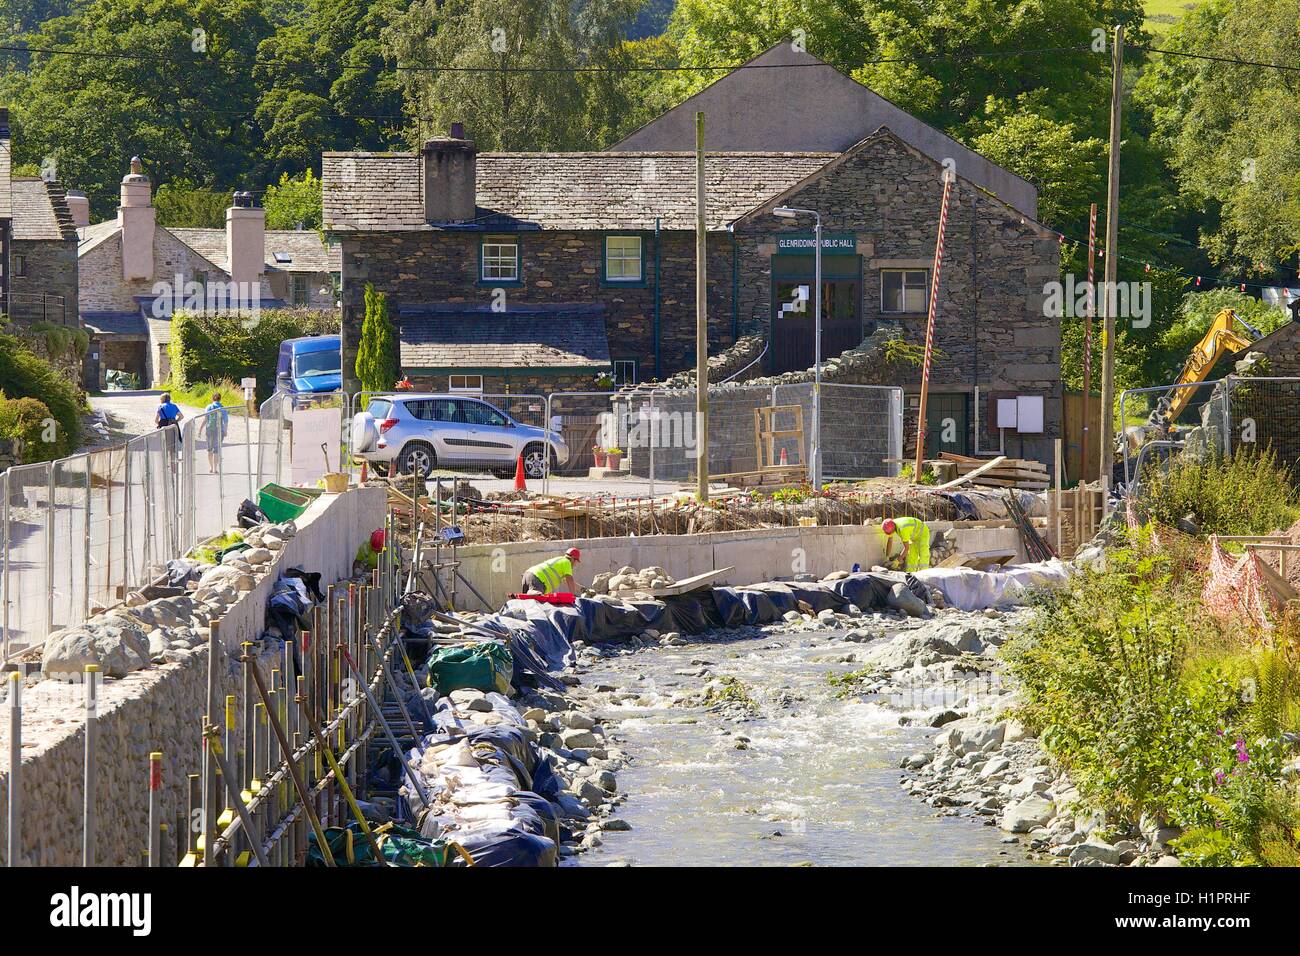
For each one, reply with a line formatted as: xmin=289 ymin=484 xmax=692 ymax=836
xmin=9 ymin=238 xmax=79 ymax=327
xmin=0 ymin=486 xmax=385 ymax=866
xmin=735 ymin=131 xmax=1062 ymax=466
xmin=338 ymin=230 xmax=742 ymax=394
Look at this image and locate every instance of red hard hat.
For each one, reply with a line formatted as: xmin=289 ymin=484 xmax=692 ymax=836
xmin=881 ymin=518 xmax=897 ymax=535
xmin=370 ymin=529 xmax=386 ymax=552
xmin=565 ymin=548 xmax=581 ymax=561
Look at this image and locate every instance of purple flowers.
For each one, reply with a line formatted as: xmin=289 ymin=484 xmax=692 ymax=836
xmin=1234 ymin=738 xmax=1250 ymax=764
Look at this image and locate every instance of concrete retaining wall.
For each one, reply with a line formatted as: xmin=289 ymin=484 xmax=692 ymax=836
xmin=0 ymin=486 xmax=385 ymax=866
xmin=450 ymin=521 xmax=1026 ymax=610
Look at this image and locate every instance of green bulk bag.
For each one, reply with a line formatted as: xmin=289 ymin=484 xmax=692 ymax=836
xmin=307 ymin=821 xmax=473 ymax=867
xmin=425 ymin=641 xmax=513 ymax=697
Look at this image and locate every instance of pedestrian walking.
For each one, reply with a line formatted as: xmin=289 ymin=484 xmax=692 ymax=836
xmin=202 ymin=392 xmax=229 ymax=472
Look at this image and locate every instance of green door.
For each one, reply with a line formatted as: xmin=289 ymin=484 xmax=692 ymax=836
xmin=924 ymin=392 xmax=970 ymax=460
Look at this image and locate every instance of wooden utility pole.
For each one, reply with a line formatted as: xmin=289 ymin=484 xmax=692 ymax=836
xmin=695 ymin=111 xmax=709 ymax=501
xmin=1098 ymin=24 xmax=1124 ymax=488
xmin=1083 ymin=201 xmax=1097 ymax=479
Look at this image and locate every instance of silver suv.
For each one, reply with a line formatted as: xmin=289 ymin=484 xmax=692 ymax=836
xmin=351 ymin=394 xmax=569 ymax=479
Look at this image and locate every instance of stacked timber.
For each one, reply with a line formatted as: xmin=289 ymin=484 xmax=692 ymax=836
xmin=936 ymin=453 xmax=1050 ymax=490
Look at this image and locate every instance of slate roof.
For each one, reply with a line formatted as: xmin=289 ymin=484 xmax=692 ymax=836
xmin=82 ymin=312 xmax=149 ymax=337
xmin=322 ymin=151 xmax=837 ymax=233
xmin=399 ymin=304 xmax=611 ymax=371
xmin=169 ymin=227 xmax=340 ymax=273
xmin=11 ymin=177 xmax=78 ymax=241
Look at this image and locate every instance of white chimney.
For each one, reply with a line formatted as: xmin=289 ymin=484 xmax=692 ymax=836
xmin=225 ymin=191 xmax=265 ymax=298
xmin=117 ymin=157 xmax=155 ymax=280
xmin=65 ymin=189 xmax=90 ymax=229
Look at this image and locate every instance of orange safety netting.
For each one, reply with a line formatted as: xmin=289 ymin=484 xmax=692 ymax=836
xmin=1202 ymin=535 xmax=1277 ymax=629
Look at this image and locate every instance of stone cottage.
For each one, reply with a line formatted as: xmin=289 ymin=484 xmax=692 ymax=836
xmin=77 ymin=159 xmax=340 ymax=387
xmin=0 ymin=109 xmax=80 ymax=333
xmin=322 ymin=47 xmax=1062 ymax=465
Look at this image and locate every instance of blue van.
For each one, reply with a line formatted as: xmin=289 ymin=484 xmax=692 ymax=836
xmin=276 ymin=335 xmax=342 ymax=394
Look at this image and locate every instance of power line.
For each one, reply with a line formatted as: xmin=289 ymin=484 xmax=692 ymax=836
xmin=0 ymin=40 xmax=1096 ymax=75
xmin=1131 ymin=43 xmax=1300 ymax=75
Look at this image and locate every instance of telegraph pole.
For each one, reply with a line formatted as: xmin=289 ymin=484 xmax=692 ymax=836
xmin=1098 ymin=24 xmax=1124 ymax=489
xmin=695 ymin=111 xmax=709 ymax=501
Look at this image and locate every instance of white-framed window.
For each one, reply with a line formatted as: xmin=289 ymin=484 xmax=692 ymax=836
xmin=449 ymin=374 xmax=483 ymax=394
xmin=613 ymin=359 xmax=637 ymax=385
xmin=481 ymin=237 xmax=519 ymax=282
xmin=605 ymin=235 xmax=642 ymax=282
xmin=12 ymin=254 xmax=26 ymax=278
xmin=881 ymin=269 xmax=928 ymax=313
xmin=291 ymin=274 xmax=310 ymax=306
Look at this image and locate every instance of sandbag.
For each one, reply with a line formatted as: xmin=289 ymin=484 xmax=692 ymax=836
xmin=784 ymin=582 xmax=849 ymax=612
xmin=829 ymin=573 xmax=896 ymax=611
xmin=449 ymin=823 xmax=558 ymax=867
xmin=712 ymin=587 xmax=781 ymax=628
xmin=425 ymin=642 xmax=512 ymax=697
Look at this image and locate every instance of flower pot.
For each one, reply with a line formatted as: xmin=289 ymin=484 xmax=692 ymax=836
xmin=606 ymin=452 xmax=624 ymax=469
xmin=592 ymin=448 xmax=606 ymax=468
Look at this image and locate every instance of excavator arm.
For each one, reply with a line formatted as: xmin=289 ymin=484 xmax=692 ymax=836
xmin=1158 ymin=308 xmax=1260 ymax=423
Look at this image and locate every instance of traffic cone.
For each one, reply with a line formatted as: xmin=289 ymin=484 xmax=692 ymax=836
xmin=514 ymin=453 xmax=527 ymax=491
xmin=779 ymin=447 xmax=788 ymax=466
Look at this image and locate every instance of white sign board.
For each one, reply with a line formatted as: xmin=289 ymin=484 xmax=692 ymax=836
xmin=996 ymin=399 xmax=1018 ymax=429
xmin=1016 ymin=395 xmax=1045 ymax=433
xmin=241 ymin=377 xmax=257 ymax=390
xmin=290 ymin=405 xmax=342 ymax=485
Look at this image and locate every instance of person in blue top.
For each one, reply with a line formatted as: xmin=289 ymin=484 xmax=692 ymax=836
xmin=202 ymin=392 xmax=230 ymax=472
xmin=155 ymin=393 xmax=183 ymax=449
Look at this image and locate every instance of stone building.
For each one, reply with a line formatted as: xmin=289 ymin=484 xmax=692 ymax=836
xmin=77 ymin=160 xmax=340 ymax=387
xmin=0 ymin=109 xmax=80 ymax=333
xmin=322 ymin=49 xmax=1062 ymax=465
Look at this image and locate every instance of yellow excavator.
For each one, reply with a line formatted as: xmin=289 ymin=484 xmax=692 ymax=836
xmin=1123 ymin=307 xmax=1263 ymax=453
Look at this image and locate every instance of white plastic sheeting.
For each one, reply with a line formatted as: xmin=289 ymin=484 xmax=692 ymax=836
xmin=914 ymin=559 xmax=1073 ymax=611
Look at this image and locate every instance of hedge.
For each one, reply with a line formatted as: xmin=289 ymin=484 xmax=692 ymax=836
xmin=168 ymin=309 xmax=338 ymax=403
xmin=0 ymin=395 xmax=57 ymax=463
xmin=0 ymin=333 xmax=83 ymax=458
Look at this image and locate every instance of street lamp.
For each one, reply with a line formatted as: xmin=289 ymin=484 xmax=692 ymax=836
xmin=773 ymin=205 xmax=822 ymax=489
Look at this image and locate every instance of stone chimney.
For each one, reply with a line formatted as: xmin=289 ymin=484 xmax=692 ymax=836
xmin=225 ymin=190 xmax=265 ymax=295
xmin=422 ymin=124 xmax=477 ymax=223
xmin=65 ymin=189 xmax=90 ymax=228
xmin=118 ymin=157 xmax=155 ymax=281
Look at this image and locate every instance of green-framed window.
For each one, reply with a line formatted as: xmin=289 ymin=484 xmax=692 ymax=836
xmin=604 ymin=235 xmax=643 ymax=283
xmin=480 ymin=236 xmax=520 ymax=283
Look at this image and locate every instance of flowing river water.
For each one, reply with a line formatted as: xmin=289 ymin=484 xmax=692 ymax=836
xmin=577 ymin=624 xmax=1031 ymax=867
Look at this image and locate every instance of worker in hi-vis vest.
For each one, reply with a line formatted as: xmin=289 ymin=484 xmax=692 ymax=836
xmin=522 ymin=548 xmax=582 ymax=595
xmin=880 ymin=517 xmax=931 ymax=572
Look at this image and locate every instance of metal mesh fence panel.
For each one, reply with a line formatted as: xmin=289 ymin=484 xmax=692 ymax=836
xmin=1223 ymin=378 xmax=1300 ymax=472
xmin=85 ymin=443 xmax=127 ymax=618
xmin=773 ymin=382 xmax=903 ymax=480
xmin=1119 ymin=381 xmax=1230 ymax=486
xmin=3 ymin=462 xmax=52 ymax=657
xmin=50 ymin=454 xmax=91 ymax=631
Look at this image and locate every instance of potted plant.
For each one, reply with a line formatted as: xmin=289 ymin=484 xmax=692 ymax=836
xmin=594 ymin=372 xmax=614 ymax=390
xmin=592 ymin=444 xmax=607 ymax=468
xmin=605 ymin=446 xmax=624 ymax=469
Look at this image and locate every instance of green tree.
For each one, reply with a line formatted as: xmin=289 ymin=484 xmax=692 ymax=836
xmin=1134 ymin=0 xmax=1300 ymax=274
xmin=154 ymin=181 xmax=230 ymax=228
xmin=384 ymin=0 xmax=643 ymax=151
xmin=355 ymin=283 xmax=397 ymax=392
xmin=264 ymin=169 xmax=322 ymax=230
xmin=2 ymin=0 xmax=271 ymax=218
xmin=252 ymin=0 xmax=405 ymax=177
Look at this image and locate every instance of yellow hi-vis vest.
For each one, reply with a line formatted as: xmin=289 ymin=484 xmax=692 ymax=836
xmin=525 ymin=555 xmax=573 ymax=594
xmin=879 ymin=517 xmax=931 ymax=571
